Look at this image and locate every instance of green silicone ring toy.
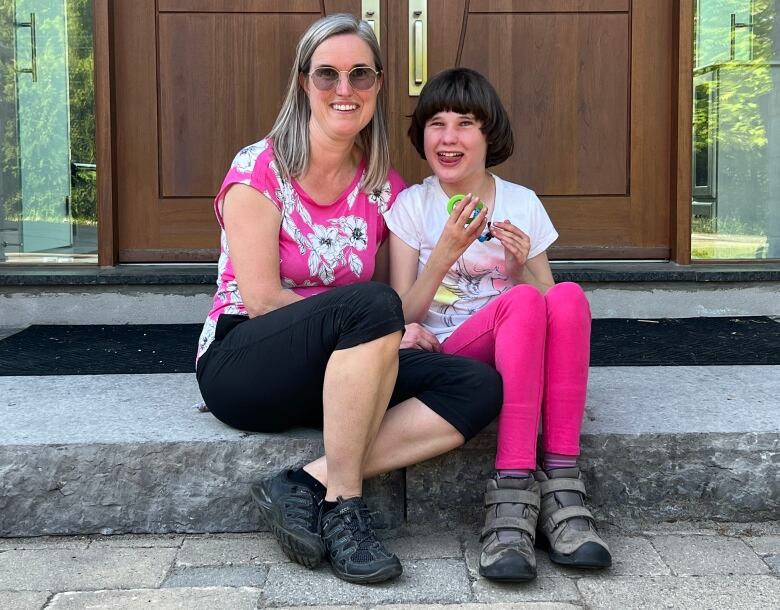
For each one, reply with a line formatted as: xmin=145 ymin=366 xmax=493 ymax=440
xmin=447 ymin=194 xmax=484 ymax=224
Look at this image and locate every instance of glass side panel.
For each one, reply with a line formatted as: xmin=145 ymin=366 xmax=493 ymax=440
xmin=692 ymin=0 xmax=779 ymax=260
xmin=0 ymin=0 xmax=96 ymax=264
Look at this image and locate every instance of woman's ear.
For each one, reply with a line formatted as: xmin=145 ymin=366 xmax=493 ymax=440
xmin=298 ymin=72 xmax=308 ymax=94
xmin=377 ymin=71 xmax=384 ymax=92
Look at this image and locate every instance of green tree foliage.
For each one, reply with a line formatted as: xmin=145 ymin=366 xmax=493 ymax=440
xmin=67 ymin=0 xmax=95 ymax=223
xmin=694 ymin=0 xmax=775 ymax=152
xmin=0 ymin=0 xmax=95 ymax=224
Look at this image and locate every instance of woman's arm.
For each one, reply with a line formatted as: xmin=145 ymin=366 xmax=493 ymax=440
xmin=371 ymin=240 xmax=390 ymax=284
xmin=222 ymin=184 xmax=303 ymax=317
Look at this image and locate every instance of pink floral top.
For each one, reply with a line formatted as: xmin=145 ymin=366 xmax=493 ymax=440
xmin=197 ymin=138 xmax=405 ymax=360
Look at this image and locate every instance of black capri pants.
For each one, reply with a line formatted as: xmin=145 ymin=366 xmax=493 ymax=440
xmin=196 ymin=282 xmax=502 ymax=441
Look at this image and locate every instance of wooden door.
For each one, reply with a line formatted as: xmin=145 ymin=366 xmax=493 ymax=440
xmin=111 ymin=0 xmax=674 ymax=261
xmin=112 ymin=0 xmax=362 ymax=261
xmin=385 ymin=0 xmax=674 ymax=259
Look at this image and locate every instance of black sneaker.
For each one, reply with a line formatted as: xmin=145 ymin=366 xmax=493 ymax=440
xmin=250 ymin=470 xmax=325 ymax=568
xmin=320 ymin=496 xmax=402 ymax=584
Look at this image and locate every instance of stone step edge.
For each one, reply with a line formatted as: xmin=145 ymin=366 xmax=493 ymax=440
xmin=1 ymin=430 xmax=776 ymax=537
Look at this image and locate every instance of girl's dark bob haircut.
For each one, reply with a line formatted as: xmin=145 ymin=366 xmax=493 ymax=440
xmin=408 ymin=68 xmax=514 ymax=168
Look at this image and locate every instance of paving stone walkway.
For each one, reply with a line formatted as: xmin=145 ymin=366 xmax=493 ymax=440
xmin=1 ymin=521 xmax=778 ymax=609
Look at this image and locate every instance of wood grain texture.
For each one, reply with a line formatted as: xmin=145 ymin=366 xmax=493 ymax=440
xmin=461 ymin=12 xmax=630 ymax=196
xmin=113 ymin=2 xmax=328 ymax=261
xmin=469 ymin=0 xmax=629 ymax=13
xmin=158 ymin=0 xmax=321 ymax=13
xmin=672 ymin=0 xmax=693 ymax=264
xmin=94 ymin=1 xmax=117 ymax=266
xmin=107 ymin=0 xmax=679 ymax=262
xmin=157 ymin=13 xmax=313 ymax=197
xmin=629 ymin=0 xmax=673 ymax=250
xmin=113 ymin=0 xmax=159 ymax=254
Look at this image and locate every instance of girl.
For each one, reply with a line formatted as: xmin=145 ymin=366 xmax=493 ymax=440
xmin=385 ymin=68 xmax=611 ymax=582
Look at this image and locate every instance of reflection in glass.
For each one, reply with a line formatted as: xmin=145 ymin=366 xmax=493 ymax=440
xmin=692 ymin=0 xmax=779 ymax=260
xmin=0 ymin=0 xmax=96 ymax=264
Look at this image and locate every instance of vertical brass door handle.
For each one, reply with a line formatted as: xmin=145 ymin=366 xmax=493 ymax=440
xmin=362 ymin=0 xmax=381 ymax=46
xmin=15 ymin=13 xmax=37 ymax=82
xmin=409 ymin=0 xmax=427 ymax=96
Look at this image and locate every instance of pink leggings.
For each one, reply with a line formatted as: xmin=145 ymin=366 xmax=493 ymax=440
xmin=441 ymin=282 xmax=591 ymax=469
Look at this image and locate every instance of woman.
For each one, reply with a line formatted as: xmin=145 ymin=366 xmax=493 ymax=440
xmin=195 ymin=16 xmax=502 ymax=585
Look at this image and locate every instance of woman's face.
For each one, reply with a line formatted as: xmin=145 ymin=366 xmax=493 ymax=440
xmin=302 ymin=34 xmax=382 ymax=143
xmin=423 ymin=111 xmax=488 ymax=190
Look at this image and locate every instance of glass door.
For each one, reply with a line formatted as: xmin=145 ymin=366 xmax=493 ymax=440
xmin=1 ymin=0 xmax=96 ymax=264
xmin=15 ymin=0 xmax=72 ymax=253
xmin=692 ymin=0 xmax=780 ymax=260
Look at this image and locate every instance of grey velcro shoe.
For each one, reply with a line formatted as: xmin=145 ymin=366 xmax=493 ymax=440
xmin=534 ymin=467 xmax=612 ymax=568
xmin=478 ymin=475 xmax=540 ymax=582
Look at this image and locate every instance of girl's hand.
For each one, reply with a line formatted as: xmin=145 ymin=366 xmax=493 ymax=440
xmin=431 ymin=194 xmax=488 ymax=267
xmin=491 ymin=220 xmax=531 ymax=282
xmin=401 ymin=323 xmax=441 ymax=352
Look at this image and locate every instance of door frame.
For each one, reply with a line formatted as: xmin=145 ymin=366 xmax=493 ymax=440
xmin=93 ymin=0 xmax=694 ymax=267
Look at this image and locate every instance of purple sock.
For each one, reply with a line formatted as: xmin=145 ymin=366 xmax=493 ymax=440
xmin=542 ymin=452 xmax=578 ymax=471
xmin=497 ymin=469 xmax=533 ymax=479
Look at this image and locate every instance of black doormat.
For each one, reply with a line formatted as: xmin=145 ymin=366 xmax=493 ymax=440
xmin=0 ymin=317 xmax=778 ymax=376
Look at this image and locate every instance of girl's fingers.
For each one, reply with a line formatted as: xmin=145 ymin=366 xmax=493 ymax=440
xmin=495 ymin=232 xmax=529 ymax=261
xmin=493 ymin=228 xmax=529 ymax=251
xmin=455 ymin=194 xmax=480 ymax=225
xmin=466 ymin=207 xmax=488 ymax=235
xmin=492 ymin=221 xmax=529 ymax=240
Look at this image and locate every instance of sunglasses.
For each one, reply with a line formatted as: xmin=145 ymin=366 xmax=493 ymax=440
xmin=307 ymin=66 xmax=381 ymax=91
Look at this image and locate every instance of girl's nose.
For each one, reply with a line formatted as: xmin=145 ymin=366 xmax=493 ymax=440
xmin=441 ymin=126 xmax=458 ymax=144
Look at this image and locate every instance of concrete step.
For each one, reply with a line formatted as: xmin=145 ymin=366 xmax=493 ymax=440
xmin=2 ymin=263 xmax=780 ymax=326
xmin=2 ymin=366 xmax=778 ymax=537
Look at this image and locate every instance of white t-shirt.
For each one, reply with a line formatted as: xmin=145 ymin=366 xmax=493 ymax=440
xmin=385 ymin=174 xmax=558 ymax=342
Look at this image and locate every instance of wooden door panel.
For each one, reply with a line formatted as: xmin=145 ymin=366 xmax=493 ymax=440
xmin=460 ymin=12 xmax=630 ymax=196
xmin=158 ymin=13 xmax=313 ymax=197
xmin=114 ymin=1 xmax=359 ymax=261
xmin=113 ymin=0 xmax=673 ymax=261
xmin=114 ymin=0 xmax=159 ymax=256
xmin=469 ymin=0 xmax=629 ymax=12
xmin=386 ymin=0 xmax=671 ymax=259
xmin=158 ymin=0 xmax=322 ymax=12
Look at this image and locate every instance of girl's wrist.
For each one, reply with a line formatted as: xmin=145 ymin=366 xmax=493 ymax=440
xmin=427 ymin=248 xmax=455 ymax=276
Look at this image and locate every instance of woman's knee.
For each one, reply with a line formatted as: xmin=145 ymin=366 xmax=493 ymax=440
xmin=341 ymin=281 xmax=404 ymax=326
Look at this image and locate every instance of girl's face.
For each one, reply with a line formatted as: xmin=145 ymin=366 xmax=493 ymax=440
xmin=423 ymin=111 xmax=488 ymax=190
xmin=302 ymin=34 xmax=381 ymax=143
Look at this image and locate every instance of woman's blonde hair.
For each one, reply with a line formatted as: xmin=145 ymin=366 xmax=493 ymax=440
xmin=267 ymin=13 xmax=390 ymax=194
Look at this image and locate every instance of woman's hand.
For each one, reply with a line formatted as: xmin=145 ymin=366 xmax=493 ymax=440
xmin=429 ymin=194 xmax=488 ymax=270
xmin=400 ymin=323 xmax=441 ymax=352
xmin=491 ymin=220 xmax=531 ymax=283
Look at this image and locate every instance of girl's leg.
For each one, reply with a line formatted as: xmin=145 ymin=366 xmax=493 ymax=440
xmin=540 ymin=282 xmax=591 ymax=460
xmin=442 ymin=284 xmax=547 ymax=470
xmin=441 ymin=285 xmax=548 ymax=581
xmin=534 ymin=283 xmax=610 ymax=569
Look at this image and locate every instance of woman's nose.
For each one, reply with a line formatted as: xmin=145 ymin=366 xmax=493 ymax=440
xmin=335 ymin=73 xmax=353 ymax=95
